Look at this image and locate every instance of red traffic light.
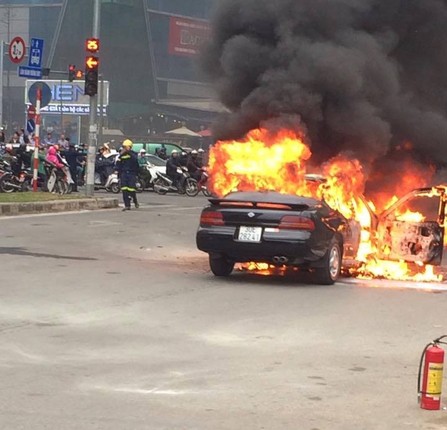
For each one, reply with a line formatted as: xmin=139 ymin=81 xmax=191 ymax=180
xmin=85 ymin=56 xmax=99 ymax=70
xmin=69 ymin=64 xmax=76 ymax=72
xmin=86 ymin=38 xmax=100 ymax=53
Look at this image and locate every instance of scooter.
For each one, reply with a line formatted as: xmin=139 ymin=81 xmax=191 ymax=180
xmin=94 ymin=171 xmax=120 ymax=193
xmin=153 ymin=167 xmax=199 ymax=197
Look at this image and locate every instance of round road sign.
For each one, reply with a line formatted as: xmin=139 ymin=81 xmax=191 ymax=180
xmin=28 ymin=81 xmax=52 ymax=108
xmin=9 ymin=36 xmax=26 ymax=64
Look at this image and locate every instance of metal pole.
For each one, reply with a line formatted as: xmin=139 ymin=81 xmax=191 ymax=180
xmin=98 ymin=76 xmax=104 ymax=147
xmin=85 ymin=0 xmax=100 ymax=197
xmin=60 ymin=78 xmax=63 ymax=136
xmin=33 ymin=86 xmax=41 ymax=192
xmin=0 ymin=40 xmax=4 ymax=128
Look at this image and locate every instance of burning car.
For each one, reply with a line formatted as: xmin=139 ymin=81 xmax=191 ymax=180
xmin=196 ymin=190 xmax=361 ymax=284
xmin=197 ymin=127 xmax=446 ymax=284
xmin=196 ymin=185 xmax=446 ymax=284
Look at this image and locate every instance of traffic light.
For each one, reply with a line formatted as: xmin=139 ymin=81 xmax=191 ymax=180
xmin=68 ymin=64 xmax=76 ymax=82
xmin=84 ymin=56 xmax=99 ymax=96
xmin=75 ymin=70 xmax=84 ymax=79
xmin=85 ymin=38 xmax=100 ymax=53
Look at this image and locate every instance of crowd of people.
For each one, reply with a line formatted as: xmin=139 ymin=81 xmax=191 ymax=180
xmin=0 ymin=128 xmax=86 ymax=192
xmin=0 ymin=127 xmax=209 ymax=203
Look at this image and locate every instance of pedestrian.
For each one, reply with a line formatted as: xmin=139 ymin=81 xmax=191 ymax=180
xmin=62 ymin=139 xmax=79 ymax=192
xmin=115 ymin=139 xmax=139 ymax=211
xmin=58 ymin=133 xmax=68 ymax=150
xmin=43 ymin=132 xmax=54 ymax=146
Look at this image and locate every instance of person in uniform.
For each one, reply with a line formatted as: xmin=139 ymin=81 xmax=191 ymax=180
xmin=115 ymin=139 xmax=139 ymax=211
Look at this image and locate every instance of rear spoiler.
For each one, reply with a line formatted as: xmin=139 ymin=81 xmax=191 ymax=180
xmin=208 ymin=198 xmax=312 ymax=211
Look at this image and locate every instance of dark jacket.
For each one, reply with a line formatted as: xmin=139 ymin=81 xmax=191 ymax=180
xmin=187 ymin=156 xmax=201 ymax=174
xmin=166 ymin=156 xmax=181 ymax=177
xmin=116 ymin=150 xmax=139 ymax=176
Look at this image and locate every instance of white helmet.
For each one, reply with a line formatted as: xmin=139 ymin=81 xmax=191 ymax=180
xmin=171 ymin=150 xmax=178 ymax=154
xmin=191 ymin=150 xmax=198 ymax=155
xmin=198 ymin=148 xmax=205 ymax=153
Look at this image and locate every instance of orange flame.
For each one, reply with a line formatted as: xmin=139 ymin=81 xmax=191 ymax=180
xmin=208 ymin=128 xmax=443 ymax=284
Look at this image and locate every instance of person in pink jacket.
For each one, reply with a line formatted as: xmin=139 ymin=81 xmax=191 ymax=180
xmin=45 ymin=145 xmax=64 ymax=168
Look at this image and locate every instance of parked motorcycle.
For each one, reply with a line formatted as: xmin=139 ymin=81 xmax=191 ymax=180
xmin=0 ymin=168 xmax=33 ymax=193
xmin=153 ymin=167 xmax=199 ymax=197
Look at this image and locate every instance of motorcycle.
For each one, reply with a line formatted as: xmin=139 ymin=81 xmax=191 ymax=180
xmin=0 ymin=168 xmax=33 ymax=193
xmin=0 ymin=158 xmax=33 ymax=193
xmin=138 ymin=163 xmax=159 ymax=191
xmin=95 ymin=171 xmax=120 ymax=193
xmin=94 ymin=153 xmax=119 ymax=192
xmin=198 ymin=167 xmax=212 ymax=197
xmin=153 ymin=167 xmax=199 ymax=197
xmin=45 ymin=158 xmax=74 ymax=195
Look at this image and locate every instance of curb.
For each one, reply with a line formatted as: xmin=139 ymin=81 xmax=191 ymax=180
xmin=0 ymin=197 xmax=119 ymax=216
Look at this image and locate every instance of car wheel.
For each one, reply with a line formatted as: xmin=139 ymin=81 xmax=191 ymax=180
xmin=209 ymin=254 xmax=234 ymax=277
xmin=315 ymin=241 xmax=342 ymax=285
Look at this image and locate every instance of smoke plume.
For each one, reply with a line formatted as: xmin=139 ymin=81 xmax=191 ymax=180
xmin=203 ymin=0 xmax=447 ymax=165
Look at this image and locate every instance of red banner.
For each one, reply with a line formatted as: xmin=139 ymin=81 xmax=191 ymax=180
xmin=169 ymin=17 xmax=211 ymax=57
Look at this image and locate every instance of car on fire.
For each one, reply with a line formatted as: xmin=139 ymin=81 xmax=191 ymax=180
xmin=196 ymin=177 xmax=447 ymax=284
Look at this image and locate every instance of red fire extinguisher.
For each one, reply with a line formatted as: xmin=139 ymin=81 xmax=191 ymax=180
xmin=418 ymin=336 xmax=446 ymax=410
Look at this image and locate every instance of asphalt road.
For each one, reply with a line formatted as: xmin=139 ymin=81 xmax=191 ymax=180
xmin=1 ymin=191 xmax=447 ymax=430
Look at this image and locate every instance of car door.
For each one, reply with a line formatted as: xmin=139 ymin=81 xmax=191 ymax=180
xmin=376 ymin=187 xmax=447 ymax=265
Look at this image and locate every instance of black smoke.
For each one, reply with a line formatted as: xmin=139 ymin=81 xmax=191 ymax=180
xmin=203 ymin=0 xmax=447 ymax=165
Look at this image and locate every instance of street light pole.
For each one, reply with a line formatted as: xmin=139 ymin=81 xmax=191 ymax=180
xmin=85 ymin=0 xmax=100 ymax=197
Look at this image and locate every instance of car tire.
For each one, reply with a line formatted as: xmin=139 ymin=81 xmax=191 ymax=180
xmin=314 ymin=240 xmax=342 ymax=285
xmin=209 ymin=255 xmax=234 ymax=277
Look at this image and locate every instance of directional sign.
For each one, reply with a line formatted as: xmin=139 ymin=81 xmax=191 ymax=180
xmin=9 ymin=36 xmax=26 ymax=64
xmin=26 ymin=119 xmax=35 ymax=134
xmin=18 ymin=66 xmax=42 ymax=79
xmin=28 ymin=38 xmax=44 ymax=69
xmin=28 ymin=81 xmax=52 ymax=108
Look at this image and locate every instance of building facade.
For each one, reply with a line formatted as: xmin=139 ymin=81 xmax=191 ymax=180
xmin=0 ymin=0 xmax=218 ymax=139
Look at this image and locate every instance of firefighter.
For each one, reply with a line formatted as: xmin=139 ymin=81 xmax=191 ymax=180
xmin=115 ymin=139 xmax=139 ymax=211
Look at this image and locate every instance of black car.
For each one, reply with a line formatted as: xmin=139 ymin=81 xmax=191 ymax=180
xmin=196 ymin=191 xmax=362 ymax=284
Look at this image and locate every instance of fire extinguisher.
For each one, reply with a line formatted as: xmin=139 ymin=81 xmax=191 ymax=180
xmin=418 ymin=336 xmax=447 ymax=410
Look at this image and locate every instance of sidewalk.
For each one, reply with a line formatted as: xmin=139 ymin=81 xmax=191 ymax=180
xmin=0 ymin=197 xmax=118 ymax=216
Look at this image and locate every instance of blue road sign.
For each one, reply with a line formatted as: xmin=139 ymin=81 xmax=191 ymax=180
xmin=18 ymin=66 xmax=42 ymax=79
xmin=28 ymin=81 xmax=52 ymax=108
xmin=26 ymin=119 xmax=35 ymax=134
xmin=28 ymin=38 xmax=44 ymax=69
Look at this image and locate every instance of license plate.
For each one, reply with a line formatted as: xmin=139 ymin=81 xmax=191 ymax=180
xmin=238 ymin=226 xmax=262 ymax=242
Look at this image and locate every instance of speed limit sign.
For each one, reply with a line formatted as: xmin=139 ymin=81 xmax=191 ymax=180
xmin=9 ymin=36 xmax=26 ymax=64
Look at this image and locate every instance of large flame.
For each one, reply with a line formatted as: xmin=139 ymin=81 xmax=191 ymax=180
xmin=208 ymin=128 xmax=443 ymax=283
